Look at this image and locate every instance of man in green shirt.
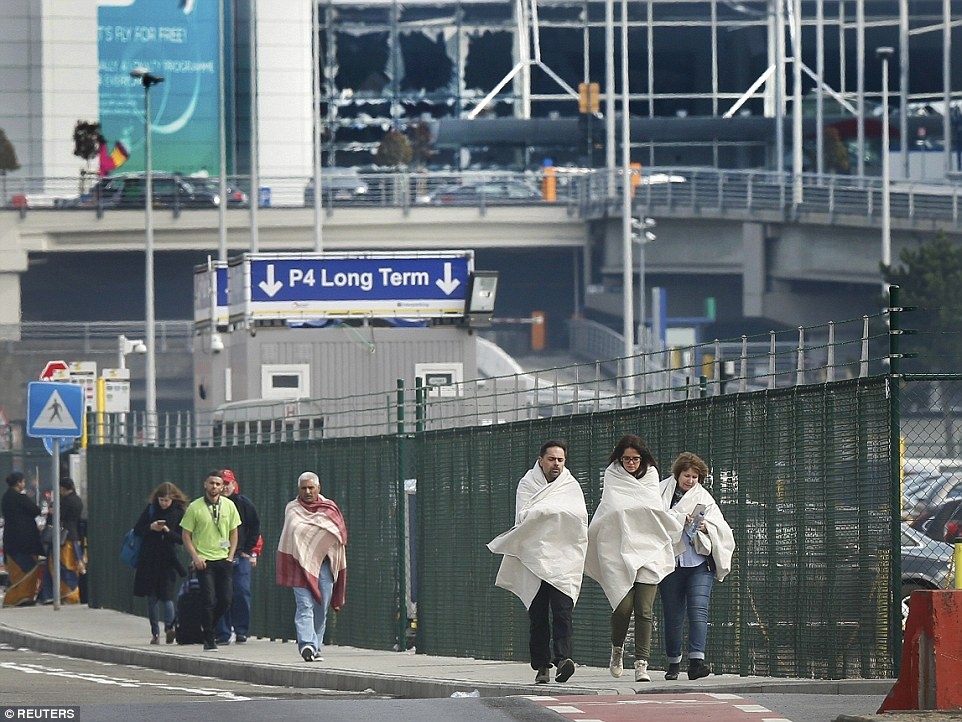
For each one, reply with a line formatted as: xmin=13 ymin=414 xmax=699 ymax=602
xmin=181 ymin=470 xmax=241 ymax=651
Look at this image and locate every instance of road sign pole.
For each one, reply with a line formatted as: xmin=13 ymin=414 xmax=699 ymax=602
xmin=51 ymin=438 xmax=61 ymax=610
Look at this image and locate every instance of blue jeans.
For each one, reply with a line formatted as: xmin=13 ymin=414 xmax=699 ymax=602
xmin=292 ymin=559 xmax=334 ymax=655
xmin=658 ymin=561 xmax=715 ymax=662
xmin=148 ymin=594 xmax=175 ymax=637
xmin=216 ymin=555 xmax=252 ymax=640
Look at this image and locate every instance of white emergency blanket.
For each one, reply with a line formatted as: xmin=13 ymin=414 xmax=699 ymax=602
xmin=660 ymin=476 xmax=735 ymax=582
xmin=585 ymin=463 xmax=684 ymax=609
xmin=487 ymin=462 xmax=588 ymax=609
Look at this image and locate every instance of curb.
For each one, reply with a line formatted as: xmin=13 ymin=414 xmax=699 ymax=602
xmin=0 ymin=623 xmax=897 ymax=700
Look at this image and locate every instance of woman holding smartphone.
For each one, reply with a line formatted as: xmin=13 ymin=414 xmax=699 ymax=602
xmin=133 ymin=482 xmax=189 ymax=644
xmin=657 ymin=452 xmax=735 ymax=681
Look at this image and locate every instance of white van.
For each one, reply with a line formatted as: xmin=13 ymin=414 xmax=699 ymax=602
xmin=211 ymin=398 xmax=324 ymax=445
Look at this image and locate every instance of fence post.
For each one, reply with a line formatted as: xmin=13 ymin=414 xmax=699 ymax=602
xmin=395 ymin=379 xmax=408 ymax=652
xmin=888 ymin=285 xmax=903 ymax=675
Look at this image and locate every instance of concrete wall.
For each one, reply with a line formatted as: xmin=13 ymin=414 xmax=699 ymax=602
xmin=194 ymin=323 xmax=479 ymax=420
xmin=0 ymin=1 xmax=98 ymax=180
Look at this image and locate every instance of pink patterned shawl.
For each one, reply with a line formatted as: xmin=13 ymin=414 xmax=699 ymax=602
xmin=276 ymin=497 xmax=348 ymax=609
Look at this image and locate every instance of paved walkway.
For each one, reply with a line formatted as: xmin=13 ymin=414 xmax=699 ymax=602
xmin=0 ymin=604 xmax=895 ymax=702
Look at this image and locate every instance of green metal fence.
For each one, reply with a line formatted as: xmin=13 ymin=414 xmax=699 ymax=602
xmin=415 ymin=376 xmax=894 ymax=678
xmin=85 ymin=436 xmax=402 ymax=651
xmin=75 ymin=375 xmax=896 ymax=678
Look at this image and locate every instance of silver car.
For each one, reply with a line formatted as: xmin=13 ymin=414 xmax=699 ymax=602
xmin=900 ymin=521 xmax=955 ymax=629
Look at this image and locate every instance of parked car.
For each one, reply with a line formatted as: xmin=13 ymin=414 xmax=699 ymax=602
xmin=303 ymin=168 xmax=370 ymax=205
xmin=65 ymin=173 xmax=221 ymax=209
xmin=422 ymin=179 xmax=543 ymax=205
xmin=902 ymin=471 xmax=962 ymax=521
xmin=910 ymin=496 xmax=962 ymax=544
xmin=901 ymin=521 xmax=955 ymax=629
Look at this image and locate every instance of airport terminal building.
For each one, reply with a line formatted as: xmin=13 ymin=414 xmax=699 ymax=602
xmin=3 ymin=1 xmax=961 ymax=181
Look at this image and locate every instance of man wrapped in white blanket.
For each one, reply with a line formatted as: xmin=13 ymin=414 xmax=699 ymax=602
xmin=487 ymin=440 xmax=588 ymax=685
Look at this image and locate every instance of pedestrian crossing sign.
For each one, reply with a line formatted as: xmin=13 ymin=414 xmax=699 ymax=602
xmin=27 ymin=382 xmax=84 ymax=438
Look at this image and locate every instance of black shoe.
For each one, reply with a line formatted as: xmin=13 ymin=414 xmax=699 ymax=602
xmin=215 ymin=637 xmax=231 ymax=645
xmin=203 ymin=640 xmax=218 ymax=651
xmin=688 ymin=659 xmax=711 ymax=680
xmin=301 ymin=646 xmax=317 ymax=662
xmin=555 ymin=658 xmax=575 ymax=683
xmin=665 ymin=662 xmax=680 ymax=680
xmin=165 ymin=628 xmax=176 ymax=644
xmin=235 ymin=635 xmax=247 ymax=643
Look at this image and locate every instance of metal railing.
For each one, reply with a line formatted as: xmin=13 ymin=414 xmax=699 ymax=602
xmin=584 ymin=167 xmax=962 ymax=227
xmin=89 ymin=311 xmax=890 ymax=448
xmin=7 ymin=167 xmax=962 ymax=225
xmin=1 ymin=170 xmax=578 ymax=214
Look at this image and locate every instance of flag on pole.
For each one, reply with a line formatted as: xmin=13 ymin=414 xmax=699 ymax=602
xmin=98 ymin=140 xmax=129 ymax=176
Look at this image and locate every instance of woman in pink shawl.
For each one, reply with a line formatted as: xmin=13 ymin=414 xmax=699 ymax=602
xmin=276 ymin=471 xmax=348 ymax=663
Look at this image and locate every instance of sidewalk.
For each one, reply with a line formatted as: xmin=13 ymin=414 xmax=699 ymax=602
xmin=0 ymin=604 xmax=895 ymax=700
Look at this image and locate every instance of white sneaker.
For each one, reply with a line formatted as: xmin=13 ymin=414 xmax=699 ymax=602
xmin=609 ymin=645 xmax=624 ymax=678
xmin=634 ymin=659 xmax=651 ymax=682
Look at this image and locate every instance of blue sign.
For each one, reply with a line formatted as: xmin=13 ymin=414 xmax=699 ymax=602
xmin=229 ymin=252 xmax=474 ymax=322
xmin=250 ymin=257 xmax=469 ymax=303
xmin=27 ymin=383 xmax=85 ymax=439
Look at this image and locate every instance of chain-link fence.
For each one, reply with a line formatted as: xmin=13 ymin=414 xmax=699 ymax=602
xmin=897 ymin=375 xmax=962 ymax=633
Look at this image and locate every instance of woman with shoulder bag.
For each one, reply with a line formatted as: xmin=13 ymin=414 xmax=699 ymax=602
xmin=657 ymin=452 xmax=735 ymax=681
xmin=133 ymin=482 xmax=189 ymax=644
xmin=38 ymin=478 xmax=85 ymax=605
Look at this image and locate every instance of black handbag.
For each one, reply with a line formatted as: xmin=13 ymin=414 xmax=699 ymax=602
xmin=41 ymin=523 xmax=68 ymax=552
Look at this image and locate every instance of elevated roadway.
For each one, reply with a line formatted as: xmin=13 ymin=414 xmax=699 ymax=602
xmin=3 ymin=169 xmax=961 ymax=331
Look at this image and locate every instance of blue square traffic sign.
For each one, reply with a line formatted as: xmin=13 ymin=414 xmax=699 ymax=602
xmin=27 ymin=382 xmax=85 ymax=438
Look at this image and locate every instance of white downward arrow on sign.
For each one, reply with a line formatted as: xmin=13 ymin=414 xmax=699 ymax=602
xmin=435 ymin=262 xmax=461 ymax=296
xmin=258 ymin=264 xmax=284 ymax=297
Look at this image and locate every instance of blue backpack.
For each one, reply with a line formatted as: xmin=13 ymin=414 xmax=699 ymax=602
xmin=119 ymin=506 xmax=153 ymax=568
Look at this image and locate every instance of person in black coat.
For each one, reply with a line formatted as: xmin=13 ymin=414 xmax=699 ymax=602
xmin=215 ymin=469 xmax=261 ymax=644
xmin=1 ymin=471 xmax=43 ymax=607
xmin=133 ymin=482 xmax=189 ymax=644
xmin=38 ymin=477 xmax=87 ymax=604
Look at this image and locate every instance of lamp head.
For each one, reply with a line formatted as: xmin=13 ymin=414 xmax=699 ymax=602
xmin=130 ymin=67 xmax=165 ymax=87
xmin=876 ymin=46 xmax=894 ymax=61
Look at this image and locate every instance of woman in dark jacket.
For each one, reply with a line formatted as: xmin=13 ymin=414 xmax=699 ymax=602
xmin=2 ymin=471 xmax=44 ymax=607
xmin=133 ymin=482 xmax=189 ymax=644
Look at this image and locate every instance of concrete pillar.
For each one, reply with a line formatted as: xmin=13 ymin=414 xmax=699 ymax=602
xmin=742 ymin=222 xmax=766 ymax=318
xmin=0 ymin=217 xmax=27 ymax=340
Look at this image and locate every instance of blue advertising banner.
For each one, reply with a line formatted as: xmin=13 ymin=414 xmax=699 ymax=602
xmin=98 ymin=0 xmax=223 ymax=176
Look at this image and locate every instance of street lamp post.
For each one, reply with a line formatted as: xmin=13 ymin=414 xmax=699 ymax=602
xmin=130 ymin=67 xmax=164 ymax=443
xmin=876 ymin=46 xmax=893 ymax=295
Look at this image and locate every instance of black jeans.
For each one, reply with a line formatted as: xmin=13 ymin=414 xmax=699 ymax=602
xmin=196 ymin=559 xmax=233 ymax=643
xmin=528 ymin=580 xmax=574 ymax=669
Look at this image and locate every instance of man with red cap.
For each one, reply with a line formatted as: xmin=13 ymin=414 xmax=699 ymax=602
xmin=215 ymin=469 xmax=261 ymax=644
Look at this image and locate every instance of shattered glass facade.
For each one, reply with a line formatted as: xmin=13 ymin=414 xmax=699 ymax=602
xmin=314 ymin=0 xmax=962 ymax=171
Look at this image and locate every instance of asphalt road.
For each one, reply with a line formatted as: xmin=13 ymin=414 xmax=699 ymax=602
xmin=0 ymin=644 xmax=550 ymax=722
xmin=0 ymin=644 xmax=890 ymax=722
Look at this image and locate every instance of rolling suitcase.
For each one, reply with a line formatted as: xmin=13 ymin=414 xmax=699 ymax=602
xmin=175 ymin=573 xmax=205 ymax=645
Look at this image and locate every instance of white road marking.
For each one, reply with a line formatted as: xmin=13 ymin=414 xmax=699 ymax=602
xmin=0 ymin=661 xmax=253 ymax=701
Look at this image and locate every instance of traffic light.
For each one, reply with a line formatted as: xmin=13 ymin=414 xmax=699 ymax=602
xmin=578 ymin=83 xmax=603 ymax=166
xmin=578 ymin=82 xmax=600 ymax=114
